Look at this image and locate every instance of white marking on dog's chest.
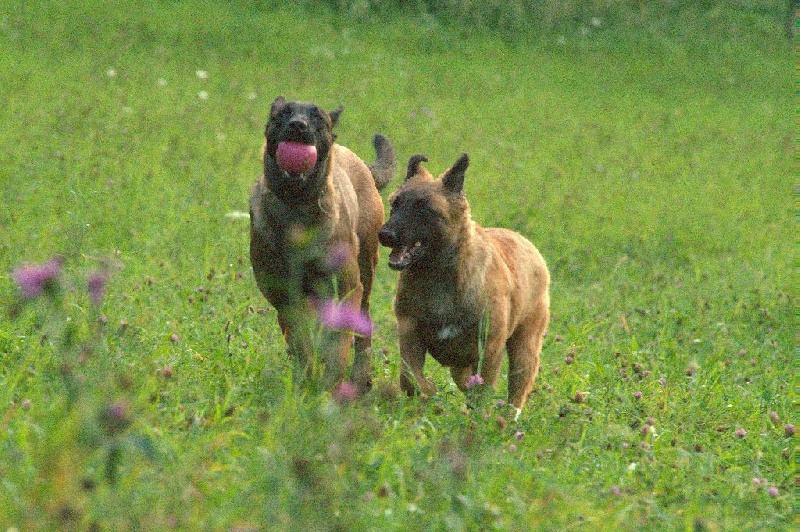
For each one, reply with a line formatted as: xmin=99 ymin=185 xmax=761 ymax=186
xmin=437 ymin=324 xmax=462 ymax=340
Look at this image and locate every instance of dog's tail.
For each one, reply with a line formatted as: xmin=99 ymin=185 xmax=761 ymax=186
xmin=368 ymin=134 xmax=396 ymax=191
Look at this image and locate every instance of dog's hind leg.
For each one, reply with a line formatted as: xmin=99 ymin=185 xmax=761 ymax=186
xmin=352 ymin=239 xmax=380 ymax=394
xmin=506 ymin=305 xmax=548 ymax=410
xmin=354 ymin=245 xmax=377 ymax=356
xmin=478 ymin=311 xmax=509 ymax=391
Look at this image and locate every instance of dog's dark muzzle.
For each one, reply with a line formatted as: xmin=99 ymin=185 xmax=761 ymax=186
xmin=281 ymin=117 xmax=314 ymax=144
xmin=378 ymin=225 xmax=398 ymax=248
xmin=380 ymin=224 xmax=423 ymax=271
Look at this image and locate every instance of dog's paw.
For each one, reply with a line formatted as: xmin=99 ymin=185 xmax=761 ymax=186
xmin=400 ymin=374 xmax=437 ymax=398
xmin=420 ymin=377 xmax=437 ymax=398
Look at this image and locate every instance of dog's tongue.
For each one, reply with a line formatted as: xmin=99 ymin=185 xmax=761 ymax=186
xmin=276 ymin=141 xmax=317 ymax=175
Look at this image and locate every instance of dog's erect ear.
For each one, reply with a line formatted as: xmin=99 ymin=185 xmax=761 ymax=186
xmin=406 ymin=154 xmax=429 ymax=181
xmin=329 ymin=105 xmax=344 ymax=128
xmin=442 ymin=153 xmax=469 ymax=194
xmin=270 ymin=96 xmax=287 ymax=118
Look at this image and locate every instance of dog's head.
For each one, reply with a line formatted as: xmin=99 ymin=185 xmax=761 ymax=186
xmin=263 ymin=96 xmax=342 ymax=200
xmin=378 ymin=153 xmax=470 ymax=271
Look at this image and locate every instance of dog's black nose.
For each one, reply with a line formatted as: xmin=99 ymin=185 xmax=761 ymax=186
xmin=287 ymin=117 xmax=309 ymax=133
xmin=378 ymin=226 xmax=396 ymax=248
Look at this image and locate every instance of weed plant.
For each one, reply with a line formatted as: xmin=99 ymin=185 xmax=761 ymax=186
xmin=0 ymin=0 xmax=793 ymax=529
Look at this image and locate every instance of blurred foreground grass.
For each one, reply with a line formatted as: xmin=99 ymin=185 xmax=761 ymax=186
xmin=0 ymin=1 xmax=793 ymax=529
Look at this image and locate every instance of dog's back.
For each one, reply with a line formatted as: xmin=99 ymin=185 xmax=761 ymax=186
xmin=483 ymin=227 xmax=550 ymax=328
xmin=331 ymin=135 xmax=395 ymax=251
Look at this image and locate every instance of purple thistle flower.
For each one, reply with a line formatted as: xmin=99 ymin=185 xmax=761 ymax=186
xmin=465 ymin=374 xmax=484 ymax=389
xmin=87 ymin=270 xmax=108 ymax=306
xmin=99 ymin=401 xmax=132 ymax=435
xmin=515 ymin=431 xmax=524 ymax=441
xmin=508 ymin=443 xmax=517 ymax=452
xmin=784 ymin=424 xmax=795 ymax=437
xmin=333 ymin=381 xmax=358 ymax=404
xmin=634 ymin=391 xmax=643 ymax=400
xmin=767 ymin=486 xmax=779 ymax=498
xmin=734 ymin=428 xmax=746 ymax=438
xmin=316 ymin=299 xmax=374 ymax=337
xmin=12 ymin=258 xmax=63 ymax=299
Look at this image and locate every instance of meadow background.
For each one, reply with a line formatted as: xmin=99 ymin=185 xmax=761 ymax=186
xmin=0 ymin=0 xmax=794 ymax=529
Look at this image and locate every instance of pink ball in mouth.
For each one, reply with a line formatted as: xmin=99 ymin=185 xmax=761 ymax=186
xmin=276 ymin=141 xmax=317 ymax=174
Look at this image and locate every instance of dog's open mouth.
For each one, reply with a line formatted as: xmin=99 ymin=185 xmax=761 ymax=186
xmin=388 ymin=241 xmax=422 ymax=271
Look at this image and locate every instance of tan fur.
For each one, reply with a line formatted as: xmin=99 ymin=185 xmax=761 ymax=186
xmin=382 ymin=154 xmax=549 ymax=411
xmin=250 ymin=98 xmax=395 ymax=393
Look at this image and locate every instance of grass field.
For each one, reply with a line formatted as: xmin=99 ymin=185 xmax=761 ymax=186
xmin=0 ymin=1 xmax=794 ymax=529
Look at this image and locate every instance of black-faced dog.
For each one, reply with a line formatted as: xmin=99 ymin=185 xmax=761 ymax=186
xmin=379 ymin=154 xmax=550 ymax=417
xmin=250 ymin=96 xmax=395 ymax=393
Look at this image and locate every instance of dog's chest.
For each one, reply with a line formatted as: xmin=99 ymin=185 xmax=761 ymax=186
xmin=416 ymin=297 xmax=480 ymax=366
xmin=419 ymin=317 xmax=479 ymax=367
xmin=398 ymin=276 xmax=481 ymax=324
xmin=398 ymin=284 xmax=482 ymax=367
xmin=435 ymin=324 xmax=462 ymax=341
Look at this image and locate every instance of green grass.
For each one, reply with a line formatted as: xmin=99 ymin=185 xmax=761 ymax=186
xmin=0 ymin=0 xmax=793 ymax=529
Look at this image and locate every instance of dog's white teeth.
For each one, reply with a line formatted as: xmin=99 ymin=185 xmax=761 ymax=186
xmin=283 ymin=169 xmax=305 ymax=180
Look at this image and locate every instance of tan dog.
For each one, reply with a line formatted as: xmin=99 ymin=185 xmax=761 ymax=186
xmin=250 ymin=96 xmax=395 ymax=392
xmin=378 ymin=154 xmax=549 ymax=416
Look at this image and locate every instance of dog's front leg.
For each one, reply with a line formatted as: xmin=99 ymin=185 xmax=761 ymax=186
xmin=397 ymin=317 xmax=435 ymax=397
xmin=450 ymin=366 xmax=476 ymax=392
xmin=322 ymin=285 xmax=362 ymax=391
xmin=277 ymin=306 xmax=315 ymax=378
xmin=320 ymin=329 xmax=349 ymax=390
